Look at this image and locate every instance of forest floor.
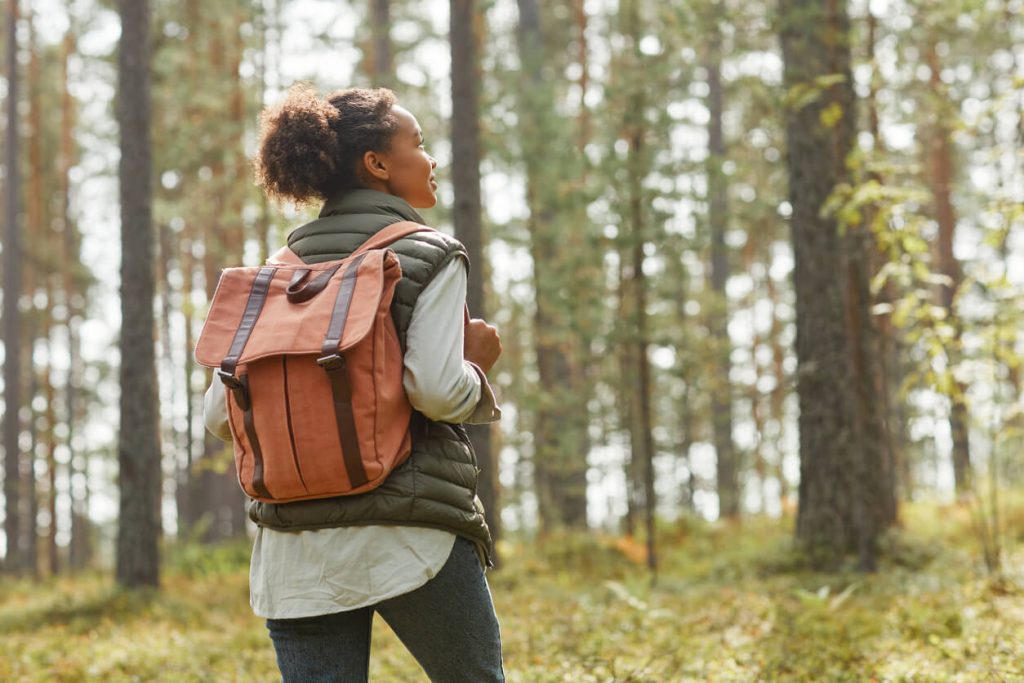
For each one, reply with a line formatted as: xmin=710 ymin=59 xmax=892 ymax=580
xmin=1 ymin=498 xmax=1022 ymax=682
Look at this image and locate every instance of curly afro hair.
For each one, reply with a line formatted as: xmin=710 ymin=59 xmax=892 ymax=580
xmin=254 ymin=84 xmax=400 ymax=204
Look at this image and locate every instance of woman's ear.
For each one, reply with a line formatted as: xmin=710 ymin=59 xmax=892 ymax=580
xmin=362 ymin=150 xmax=390 ymax=181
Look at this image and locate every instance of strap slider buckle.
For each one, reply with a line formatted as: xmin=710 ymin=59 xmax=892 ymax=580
xmin=317 ymin=353 xmax=346 ymax=371
xmin=217 ymin=369 xmax=243 ymax=390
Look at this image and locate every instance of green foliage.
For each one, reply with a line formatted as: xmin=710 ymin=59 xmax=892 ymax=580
xmin=783 ymin=73 xmax=849 ymax=112
xmin=162 ymin=537 xmax=252 ymax=579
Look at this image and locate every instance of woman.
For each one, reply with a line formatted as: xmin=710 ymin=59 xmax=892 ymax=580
xmin=204 ymin=84 xmax=505 ymax=682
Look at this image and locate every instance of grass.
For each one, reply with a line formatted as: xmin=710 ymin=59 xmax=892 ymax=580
xmin=1 ymin=498 xmax=1022 ymax=681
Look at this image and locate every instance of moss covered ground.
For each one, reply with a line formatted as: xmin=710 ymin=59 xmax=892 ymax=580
xmin=1 ymin=499 xmax=1022 ymax=681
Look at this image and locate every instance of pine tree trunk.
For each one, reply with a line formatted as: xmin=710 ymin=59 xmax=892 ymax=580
xmin=176 ymin=0 xmax=201 ymax=535
xmin=925 ymin=40 xmax=971 ymax=497
xmin=156 ymin=218 xmax=179 ymax=530
xmin=766 ymin=275 xmax=792 ymax=505
xmin=573 ymin=0 xmax=591 ymax=148
xmin=22 ymin=283 xmax=38 ymax=579
xmin=844 ymin=216 xmax=888 ymax=561
xmin=705 ymin=6 xmax=739 ymax=519
xmin=40 ymin=292 xmax=59 ymax=577
xmin=32 ymin=35 xmax=59 ymax=573
xmin=191 ymin=11 xmax=248 ymax=541
xmin=629 ymin=149 xmax=657 ymax=575
xmin=177 ymin=223 xmax=197 ymax=533
xmin=3 ymin=0 xmax=22 ymax=575
xmin=866 ymin=7 xmax=905 ymax=511
xmin=369 ymin=0 xmax=394 ymax=85
xmin=26 ymin=365 xmax=39 ymax=578
xmin=618 ymin=260 xmax=638 ymax=537
xmin=668 ymin=239 xmax=698 ymax=513
xmin=44 ymin=355 xmax=59 ymax=576
xmin=621 ymin=0 xmax=657 ymax=576
xmin=450 ymin=0 xmax=500 ymax=553
xmin=60 ymin=25 xmax=90 ymax=572
xmin=780 ymin=0 xmax=881 ymax=570
xmin=516 ymin=0 xmax=589 ymax=530
xmin=26 ymin=9 xmax=58 ymax=577
xmin=116 ymin=0 xmax=161 ymax=588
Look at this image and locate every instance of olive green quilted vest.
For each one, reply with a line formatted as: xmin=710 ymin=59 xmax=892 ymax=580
xmin=246 ymin=189 xmax=493 ymax=567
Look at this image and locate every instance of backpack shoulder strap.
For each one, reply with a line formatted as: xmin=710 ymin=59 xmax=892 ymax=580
xmin=267 ymin=245 xmax=305 ymax=265
xmin=350 ymin=221 xmax=437 ymax=259
xmin=267 ymin=221 xmax=436 ymax=266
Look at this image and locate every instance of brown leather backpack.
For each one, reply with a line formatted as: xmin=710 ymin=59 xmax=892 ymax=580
xmin=194 ymin=221 xmax=435 ymax=503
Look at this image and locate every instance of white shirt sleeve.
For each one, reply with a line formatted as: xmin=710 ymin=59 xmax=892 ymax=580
xmin=204 ymin=378 xmax=233 ymax=442
xmin=402 ymin=256 xmax=501 ymax=425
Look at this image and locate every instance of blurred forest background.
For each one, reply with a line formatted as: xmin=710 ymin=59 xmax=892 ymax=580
xmin=1 ymin=0 xmax=1023 ymax=679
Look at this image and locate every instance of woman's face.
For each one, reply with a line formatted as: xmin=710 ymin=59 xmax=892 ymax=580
xmin=367 ymin=105 xmax=438 ymax=209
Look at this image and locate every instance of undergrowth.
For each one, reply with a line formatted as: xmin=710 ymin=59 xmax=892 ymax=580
xmin=1 ymin=498 xmax=1022 ymax=681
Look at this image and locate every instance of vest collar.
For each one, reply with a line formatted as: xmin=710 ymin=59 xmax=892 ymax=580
xmin=319 ymin=189 xmax=425 ymax=224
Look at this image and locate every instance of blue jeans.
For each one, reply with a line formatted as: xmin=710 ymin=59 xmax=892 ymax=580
xmin=265 ymin=536 xmax=505 ymax=682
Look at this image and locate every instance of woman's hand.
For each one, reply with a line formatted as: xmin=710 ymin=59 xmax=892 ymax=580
xmin=464 ymin=318 xmax=502 ymax=374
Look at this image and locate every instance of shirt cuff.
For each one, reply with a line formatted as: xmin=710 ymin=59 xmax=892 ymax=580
xmin=463 ymin=361 xmax=502 ymax=424
xmin=204 ymin=379 xmax=235 ymax=443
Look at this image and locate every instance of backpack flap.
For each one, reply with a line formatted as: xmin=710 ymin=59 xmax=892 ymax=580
xmin=193 ymin=220 xmax=436 ymax=504
xmin=194 ymin=248 xmax=402 ymax=370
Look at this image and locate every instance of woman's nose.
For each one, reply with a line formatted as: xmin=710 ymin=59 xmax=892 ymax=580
xmin=429 ymin=156 xmax=437 ymax=168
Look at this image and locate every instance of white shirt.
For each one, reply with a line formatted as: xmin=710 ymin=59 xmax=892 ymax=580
xmin=204 ymin=255 xmax=500 ymax=619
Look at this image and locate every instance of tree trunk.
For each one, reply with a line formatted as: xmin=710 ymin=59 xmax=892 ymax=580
xmin=573 ymin=0 xmax=591 ymax=148
xmin=704 ymin=4 xmax=739 ymax=519
xmin=26 ymin=7 xmax=59 ymax=577
xmin=190 ymin=9 xmax=249 ymax=542
xmin=177 ymin=222 xmax=197 ymax=533
xmin=621 ymin=0 xmax=657 ymax=577
xmin=515 ymin=0 xmax=589 ymax=530
xmin=780 ymin=0 xmax=880 ymax=570
xmin=61 ymin=26 xmax=90 ymax=571
xmin=43 ymin=355 xmax=59 ymax=576
xmin=766 ymin=275 xmax=792 ymax=505
xmin=667 ymin=238 xmax=697 ymax=514
xmin=116 ymin=0 xmax=161 ymax=588
xmin=26 ymin=364 xmax=38 ymax=578
xmin=369 ymin=0 xmax=394 ymax=86
xmin=3 ymin=0 xmax=22 ymax=575
xmin=156 ymin=218 xmax=178 ymax=529
xmin=450 ymin=0 xmax=500 ymax=555
xmin=865 ymin=6 xmax=906 ymax=511
xmin=22 ymin=267 xmax=38 ymax=579
xmin=925 ymin=40 xmax=971 ymax=497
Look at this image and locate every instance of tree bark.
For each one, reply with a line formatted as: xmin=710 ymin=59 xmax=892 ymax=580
xmin=177 ymin=223 xmax=196 ymax=533
xmin=671 ymin=250 xmax=698 ymax=514
xmin=515 ymin=0 xmax=589 ymax=530
xmin=863 ymin=3 xmax=899 ymax=524
xmin=2 ymin=0 xmax=21 ymax=575
xmin=369 ymin=0 xmax=394 ymax=86
xmin=704 ymin=2 xmax=739 ymax=519
xmin=573 ymin=0 xmax=591 ymax=149
xmin=780 ymin=0 xmax=881 ymax=570
xmin=450 ymin=0 xmax=500 ymax=554
xmin=25 ymin=12 xmax=59 ymax=576
xmin=620 ymin=0 xmax=657 ymax=577
xmin=765 ymin=275 xmax=792 ymax=505
xmin=61 ymin=26 xmax=90 ymax=571
xmin=188 ymin=7 xmax=249 ymax=542
xmin=925 ymin=40 xmax=971 ymax=497
xmin=116 ymin=0 xmax=161 ymax=588
xmin=25 ymin=363 xmax=38 ymax=578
